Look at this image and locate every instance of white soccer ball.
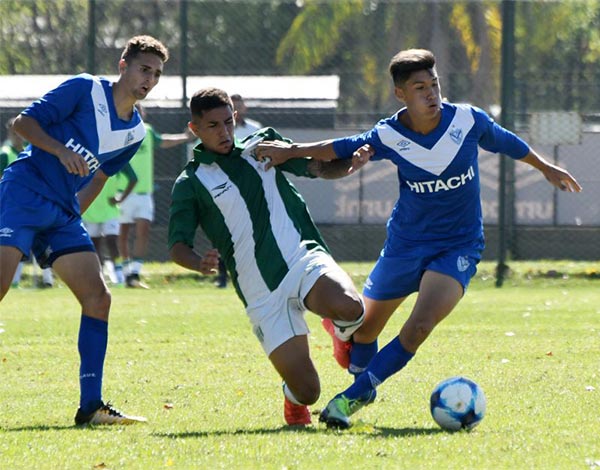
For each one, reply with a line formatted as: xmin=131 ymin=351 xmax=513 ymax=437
xmin=429 ymin=376 xmax=486 ymax=431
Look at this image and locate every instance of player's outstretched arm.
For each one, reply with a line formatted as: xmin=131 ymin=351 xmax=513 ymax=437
xmin=308 ymin=144 xmax=374 ymax=179
xmin=519 ymin=150 xmax=582 ymax=193
xmin=256 ymin=139 xmax=338 ymax=169
xmin=170 ymin=244 xmax=219 ymax=275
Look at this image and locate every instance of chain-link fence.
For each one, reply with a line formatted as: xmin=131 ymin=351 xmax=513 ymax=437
xmin=1 ymin=0 xmax=599 ymax=265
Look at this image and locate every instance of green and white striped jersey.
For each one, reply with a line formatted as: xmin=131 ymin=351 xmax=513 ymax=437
xmin=168 ymin=128 xmax=330 ymax=307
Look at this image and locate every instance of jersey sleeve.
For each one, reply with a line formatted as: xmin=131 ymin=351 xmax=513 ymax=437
xmin=331 ymin=125 xmax=388 ymax=161
xmin=472 ymin=106 xmax=530 ymax=159
xmin=168 ymin=171 xmax=201 ymax=250
xmin=100 ymin=141 xmax=143 ymax=176
xmin=278 ymin=157 xmax=314 ymax=178
xmin=21 ymin=74 xmax=90 ymax=128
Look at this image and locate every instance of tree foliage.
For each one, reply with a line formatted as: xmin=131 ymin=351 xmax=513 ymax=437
xmin=0 ymin=0 xmax=599 ymax=113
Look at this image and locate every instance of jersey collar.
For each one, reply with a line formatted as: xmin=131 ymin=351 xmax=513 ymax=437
xmin=193 ymin=143 xmax=243 ymax=164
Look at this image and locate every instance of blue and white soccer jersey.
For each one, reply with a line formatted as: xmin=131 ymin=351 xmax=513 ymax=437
xmin=332 ymin=102 xmax=530 ymax=299
xmin=0 ymin=74 xmax=145 ymax=266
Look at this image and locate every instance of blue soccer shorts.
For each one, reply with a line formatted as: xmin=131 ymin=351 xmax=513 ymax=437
xmin=363 ymin=234 xmax=484 ymax=301
xmin=0 ymin=181 xmax=95 ymax=268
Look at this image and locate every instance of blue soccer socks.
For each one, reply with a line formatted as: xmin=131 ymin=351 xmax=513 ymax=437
xmin=348 ymin=339 xmax=378 ymax=378
xmin=78 ymin=315 xmax=108 ymax=414
xmin=343 ymin=336 xmax=414 ymax=400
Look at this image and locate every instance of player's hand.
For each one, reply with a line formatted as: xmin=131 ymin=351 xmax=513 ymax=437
xmin=348 ymin=144 xmax=374 ymax=174
xmin=544 ymin=165 xmax=582 ymax=192
xmin=199 ymin=248 xmax=220 ymax=275
xmin=56 ymin=148 xmax=90 ymax=177
xmin=255 ymin=141 xmax=295 ymax=170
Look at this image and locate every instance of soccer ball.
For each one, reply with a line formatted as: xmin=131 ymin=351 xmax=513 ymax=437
xmin=429 ymin=376 xmax=486 ymax=431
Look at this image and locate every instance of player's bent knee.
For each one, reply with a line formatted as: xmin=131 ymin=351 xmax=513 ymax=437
xmin=293 ymin=382 xmax=320 ymax=405
xmin=82 ymin=288 xmax=111 ymax=316
xmin=330 ymin=295 xmax=364 ymax=322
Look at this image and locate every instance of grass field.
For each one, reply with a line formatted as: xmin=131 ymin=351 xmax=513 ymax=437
xmin=0 ymin=261 xmax=599 ymax=469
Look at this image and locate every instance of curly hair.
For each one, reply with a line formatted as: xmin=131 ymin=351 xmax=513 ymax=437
xmin=121 ymin=35 xmax=169 ymax=63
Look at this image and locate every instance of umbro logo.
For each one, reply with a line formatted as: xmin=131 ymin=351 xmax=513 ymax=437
xmin=0 ymin=227 xmax=14 ymax=237
xmin=396 ymin=139 xmax=411 ymax=149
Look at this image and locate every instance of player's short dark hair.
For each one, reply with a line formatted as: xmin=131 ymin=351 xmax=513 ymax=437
xmin=389 ymin=49 xmax=436 ymax=86
xmin=190 ymin=88 xmax=233 ymax=118
xmin=121 ymin=35 xmax=169 ymax=63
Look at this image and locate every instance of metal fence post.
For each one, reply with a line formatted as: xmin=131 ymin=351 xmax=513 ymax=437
xmin=496 ymin=0 xmax=516 ymax=287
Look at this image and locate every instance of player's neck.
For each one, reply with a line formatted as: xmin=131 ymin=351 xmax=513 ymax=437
xmin=400 ymin=110 xmax=441 ymax=135
xmin=111 ymin=82 xmax=136 ymax=121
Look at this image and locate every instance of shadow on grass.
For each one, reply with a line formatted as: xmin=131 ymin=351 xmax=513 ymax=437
xmin=153 ymin=425 xmax=442 ymax=439
xmin=1 ymin=424 xmax=120 ymax=432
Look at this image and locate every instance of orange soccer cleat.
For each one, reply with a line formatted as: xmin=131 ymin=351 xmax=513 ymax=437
xmin=321 ymin=318 xmax=353 ymax=369
xmin=284 ymin=397 xmax=311 ymax=426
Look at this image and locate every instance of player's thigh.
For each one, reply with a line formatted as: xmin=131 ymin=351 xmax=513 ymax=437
xmin=403 ymin=270 xmax=463 ymax=335
xmin=52 ymin=251 xmax=110 ymax=316
xmin=269 ymin=335 xmax=319 ymax=402
xmin=303 ymin=263 xmax=362 ymax=319
xmin=0 ymin=246 xmax=25 ymax=298
xmin=354 ymin=296 xmax=406 ymax=344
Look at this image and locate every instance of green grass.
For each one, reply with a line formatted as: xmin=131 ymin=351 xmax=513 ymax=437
xmin=1 ymin=261 xmax=599 ymax=469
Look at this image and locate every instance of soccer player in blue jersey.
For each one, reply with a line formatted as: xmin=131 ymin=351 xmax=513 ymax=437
xmin=168 ymin=87 xmax=371 ymax=426
xmin=0 ymin=35 xmax=169 ymax=425
xmin=255 ymin=48 xmax=582 ymax=428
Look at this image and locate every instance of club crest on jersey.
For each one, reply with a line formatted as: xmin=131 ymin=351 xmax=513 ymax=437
xmin=125 ymin=131 xmax=135 ymax=145
xmin=457 ymin=256 xmax=470 ymax=272
xmin=449 ymin=125 xmax=463 ymax=145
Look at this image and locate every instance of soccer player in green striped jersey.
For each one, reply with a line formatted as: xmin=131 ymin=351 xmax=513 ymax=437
xmin=168 ymin=87 xmax=372 ymax=426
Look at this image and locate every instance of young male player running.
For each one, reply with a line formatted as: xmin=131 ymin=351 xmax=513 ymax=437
xmin=255 ymin=48 xmax=582 ymax=428
xmin=168 ymin=87 xmax=371 ymax=426
xmin=0 ymin=35 xmax=168 ymax=425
